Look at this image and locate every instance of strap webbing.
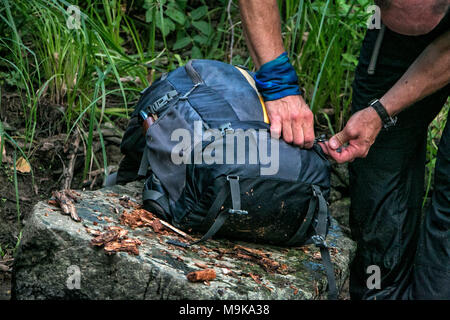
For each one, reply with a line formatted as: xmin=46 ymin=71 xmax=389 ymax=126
xmin=167 ymin=175 xmax=246 ymax=248
xmin=320 ymin=246 xmax=338 ymax=300
xmin=188 ymin=210 xmax=229 ymax=246
xmin=227 ymin=176 xmax=242 ymax=213
xmin=311 ymin=185 xmax=338 ymax=300
xmin=201 ymin=179 xmax=230 ymax=230
xmin=313 ymin=185 xmax=328 ymax=239
xmin=138 ymin=148 xmax=149 ymax=177
xmin=185 ymin=60 xmax=203 ymax=85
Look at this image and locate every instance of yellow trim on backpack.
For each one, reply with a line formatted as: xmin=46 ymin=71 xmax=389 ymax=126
xmin=235 ymin=66 xmax=270 ymax=124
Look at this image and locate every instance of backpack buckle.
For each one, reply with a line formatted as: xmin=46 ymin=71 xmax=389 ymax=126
xmin=314 ymin=134 xmax=327 ymax=143
xmin=228 ymin=208 xmax=248 ymax=215
xmin=226 ymin=175 xmax=239 ymax=181
xmin=148 ymin=90 xmax=178 ymax=114
xmin=311 ymin=235 xmax=327 ymax=248
xmin=312 ymin=186 xmax=322 ymax=197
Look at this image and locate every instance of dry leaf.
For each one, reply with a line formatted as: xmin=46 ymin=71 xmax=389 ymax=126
xmin=15 ymin=156 xmax=31 ymax=173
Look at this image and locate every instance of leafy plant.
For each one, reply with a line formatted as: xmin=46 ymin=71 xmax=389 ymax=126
xmin=423 ymin=102 xmax=449 ymax=208
xmin=143 ymin=0 xmax=229 ymax=62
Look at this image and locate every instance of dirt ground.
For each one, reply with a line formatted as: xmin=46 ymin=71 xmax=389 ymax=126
xmin=0 ymin=93 xmax=126 ymax=300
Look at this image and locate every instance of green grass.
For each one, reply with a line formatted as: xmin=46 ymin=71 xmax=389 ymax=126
xmin=423 ymin=101 xmax=449 ymax=208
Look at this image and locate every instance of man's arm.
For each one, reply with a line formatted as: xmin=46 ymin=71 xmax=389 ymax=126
xmin=238 ymin=0 xmax=315 ymax=148
xmin=381 ymin=30 xmax=450 ymax=116
xmin=323 ymin=30 xmax=450 ymax=163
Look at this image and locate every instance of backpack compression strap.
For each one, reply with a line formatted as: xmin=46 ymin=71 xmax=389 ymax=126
xmin=311 ymin=185 xmax=338 ymax=300
xmin=286 ymin=185 xmax=337 ymax=300
xmin=167 ymin=175 xmax=247 ymax=248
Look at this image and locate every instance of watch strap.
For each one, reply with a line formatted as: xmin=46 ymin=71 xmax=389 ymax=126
xmin=369 ymin=99 xmax=397 ymax=129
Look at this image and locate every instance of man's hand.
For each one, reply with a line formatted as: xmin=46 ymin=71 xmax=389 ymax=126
xmin=265 ymin=95 xmax=315 ymax=148
xmin=320 ymin=107 xmax=382 ymax=163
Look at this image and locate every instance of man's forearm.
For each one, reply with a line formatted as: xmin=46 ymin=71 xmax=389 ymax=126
xmin=238 ymin=0 xmax=285 ymax=68
xmin=380 ymin=30 xmax=450 ymax=116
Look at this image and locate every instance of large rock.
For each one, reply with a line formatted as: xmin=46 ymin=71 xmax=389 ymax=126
xmin=12 ymin=182 xmax=355 ymax=300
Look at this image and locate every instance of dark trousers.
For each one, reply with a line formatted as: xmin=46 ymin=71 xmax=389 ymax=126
xmin=349 ymin=27 xmax=450 ymax=299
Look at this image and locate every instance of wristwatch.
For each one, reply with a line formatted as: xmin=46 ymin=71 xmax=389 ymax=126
xmin=369 ymin=99 xmax=397 ymax=129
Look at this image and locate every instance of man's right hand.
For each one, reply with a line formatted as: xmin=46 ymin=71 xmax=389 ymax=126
xmin=265 ymin=95 xmax=315 ymax=148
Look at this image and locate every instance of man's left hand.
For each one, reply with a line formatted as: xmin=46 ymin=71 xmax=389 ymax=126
xmin=319 ymin=107 xmax=382 ymax=163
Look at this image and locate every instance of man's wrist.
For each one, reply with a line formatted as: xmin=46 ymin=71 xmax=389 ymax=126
xmin=253 ymin=52 xmax=302 ymax=101
xmin=369 ymin=98 xmax=397 ymax=129
xmin=379 ymin=96 xmax=396 ymax=117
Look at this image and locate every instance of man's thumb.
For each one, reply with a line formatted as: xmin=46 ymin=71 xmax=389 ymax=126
xmin=329 ymin=131 xmax=348 ymax=150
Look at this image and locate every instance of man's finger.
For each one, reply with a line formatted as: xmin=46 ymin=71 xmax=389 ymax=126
xmin=329 ymin=130 xmax=351 ymax=150
xmin=269 ymin=118 xmax=282 ymax=139
xmin=324 ymin=142 xmax=363 ymax=163
xmin=318 ymin=142 xmax=330 ymax=155
xmin=282 ymin=118 xmax=293 ymax=144
xmin=302 ymin=121 xmax=315 ymax=149
xmin=291 ymin=115 xmax=305 ymax=147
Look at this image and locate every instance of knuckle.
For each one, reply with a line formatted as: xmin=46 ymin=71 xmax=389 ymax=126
xmin=303 ymin=110 xmax=314 ymax=121
xmin=270 ymin=114 xmax=282 ymax=124
xmin=270 ymin=126 xmax=281 ymax=135
xmin=347 ymin=126 xmax=358 ymax=138
xmin=290 ymin=111 xmax=301 ymax=122
xmin=293 ymin=136 xmax=304 ymax=146
xmin=283 ymin=132 xmax=294 ymax=144
xmin=305 ymin=137 xmax=315 ymax=147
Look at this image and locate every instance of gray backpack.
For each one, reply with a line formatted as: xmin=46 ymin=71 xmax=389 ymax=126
xmin=116 ymin=59 xmax=337 ymax=299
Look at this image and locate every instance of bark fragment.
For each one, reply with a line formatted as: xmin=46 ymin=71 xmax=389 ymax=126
xmin=104 ymin=238 xmax=142 ymax=256
xmin=52 ymin=190 xmax=81 ymax=222
xmin=187 ymin=269 xmax=216 ymax=282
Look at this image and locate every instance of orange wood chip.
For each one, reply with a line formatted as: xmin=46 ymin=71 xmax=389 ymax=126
xmin=119 ymin=209 xmax=155 ymax=229
xmin=90 ymin=229 xmax=120 ymax=246
xmin=150 ymin=218 xmax=164 ymax=233
xmin=249 ymin=273 xmax=261 ymax=284
xmin=187 ymin=269 xmax=216 ymax=282
xmin=104 ymin=238 xmax=142 ymax=256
